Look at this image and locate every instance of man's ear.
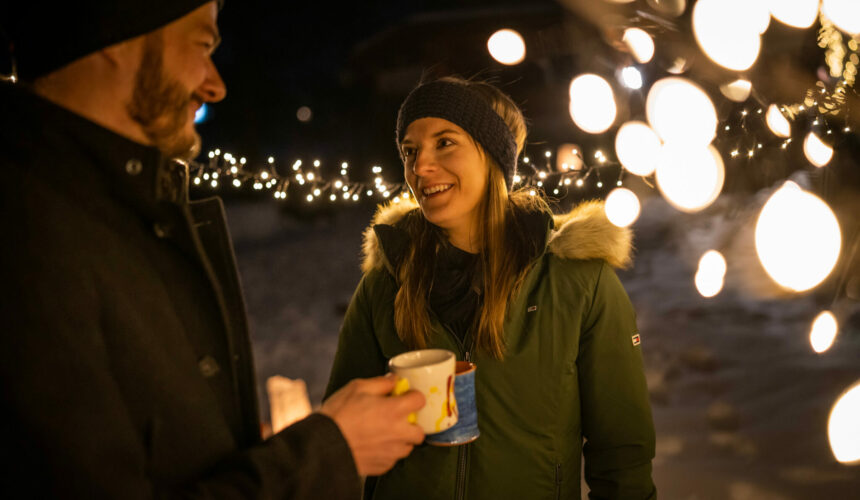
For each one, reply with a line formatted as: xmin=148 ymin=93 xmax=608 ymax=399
xmin=99 ymin=37 xmax=144 ymax=71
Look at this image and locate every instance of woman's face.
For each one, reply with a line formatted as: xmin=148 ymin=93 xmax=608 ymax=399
xmin=401 ymin=117 xmax=489 ymax=240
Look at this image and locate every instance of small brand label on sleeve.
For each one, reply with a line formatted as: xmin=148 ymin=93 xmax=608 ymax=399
xmin=631 ymin=333 xmax=641 ymax=346
xmin=527 ymin=305 xmax=538 ymax=312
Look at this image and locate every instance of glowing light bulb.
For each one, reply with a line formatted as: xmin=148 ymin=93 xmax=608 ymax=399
xmin=720 ymin=79 xmax=753 ymax=102
xmin=487 ymin=29 xmax=526 ymax=65
xmin=615 ymin=121 xmax=662 ymax=176
xmin=693 ymin=0 xmax=762 ymax=71
xmin=810 ymin=311 xmax=838 ymax=353
xmin=804 ymin=132 xmax=834 ymax=167
xmin=569 ymin=74 xmax=617 ymax=134
xmin=755 ymin=182 xmax=842 ymax=292
xmin=604 ymin=188 xmax=641 ymax=228
xmin=655 ymin=144 xmax=725 ymax=212
xmin=829 ymin=380 xmax=860 ymax=464
xmin=647 ymin=77 xmax=717 ymax=146
xmin=766 ymin=104 xmax=792 ymax=138
xmin=769 ymin=0 xmax=820 ymax=29
xmin=620 ymin=66 xmax=643 ymax=89
xmin=267 ymin=156 xmax=274 ymax=164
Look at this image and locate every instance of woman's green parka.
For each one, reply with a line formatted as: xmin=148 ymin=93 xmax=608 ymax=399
xmin=325 ymin=199 xmax=657 ymax=500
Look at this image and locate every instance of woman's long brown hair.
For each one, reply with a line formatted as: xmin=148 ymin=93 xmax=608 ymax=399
xmin=393 ymin=77 xmax=549 ymax=359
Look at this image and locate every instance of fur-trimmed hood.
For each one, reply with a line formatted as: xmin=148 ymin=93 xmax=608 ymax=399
xmin=361 ymin=198 xmax=633 ymax=274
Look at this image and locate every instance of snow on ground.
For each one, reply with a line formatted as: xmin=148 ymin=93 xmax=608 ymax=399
xmin=226 ymin=194 xmax=860 ymax=499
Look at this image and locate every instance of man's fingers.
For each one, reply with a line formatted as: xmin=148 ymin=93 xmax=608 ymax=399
xmin=388 ymin=389 xmax=425 ymax=414
xmin=351 ymin=374 xmax=397 ymax=396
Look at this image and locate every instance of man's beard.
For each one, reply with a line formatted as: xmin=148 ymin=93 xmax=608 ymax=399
xmin=127 ymin=33 xmax=201 ymax=162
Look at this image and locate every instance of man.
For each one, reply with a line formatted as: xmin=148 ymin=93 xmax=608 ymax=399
xmin=0 ymin=1 xmax=424 ymax=498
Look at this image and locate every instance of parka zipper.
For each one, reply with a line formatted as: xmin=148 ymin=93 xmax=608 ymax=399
xmin=454 ymin=334 xmax=475 ymax=500
xmin=429 ymin=310 xmax=474 ymax=500
xmin=555 ymin=463 xmax=562 ymax=500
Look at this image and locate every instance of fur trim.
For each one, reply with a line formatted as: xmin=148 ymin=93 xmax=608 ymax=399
xmin=548 ymin=200 xmax=633 ymax=269
xmin=361 ymin=198 xmax=632 ymax=272
xmin=361 ymin=199 xmax=420 ymax=273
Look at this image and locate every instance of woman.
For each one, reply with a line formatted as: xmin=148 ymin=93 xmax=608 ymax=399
xmin=325 ymin=77 xmax=656 ymax=499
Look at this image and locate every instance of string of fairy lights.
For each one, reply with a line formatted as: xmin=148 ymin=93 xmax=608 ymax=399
xmin=187 ymin=146 xmax=629 ymax=205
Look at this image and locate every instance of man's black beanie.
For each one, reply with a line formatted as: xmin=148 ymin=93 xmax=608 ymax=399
xmin=4 ymin=0 xmax=222 ymax=81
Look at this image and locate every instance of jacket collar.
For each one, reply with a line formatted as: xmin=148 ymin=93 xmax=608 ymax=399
xmin=362 ymin=198 xmax=633 ymax=274
xmin=0 ymin=82 xmax=188 ymax=221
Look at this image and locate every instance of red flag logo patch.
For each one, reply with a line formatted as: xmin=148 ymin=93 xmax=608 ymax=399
xmin=631 ymin=333 xmax=641 ymax=346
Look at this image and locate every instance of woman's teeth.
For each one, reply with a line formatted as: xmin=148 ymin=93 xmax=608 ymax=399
xmin=423 ymin=184 xmax=453 ymax=196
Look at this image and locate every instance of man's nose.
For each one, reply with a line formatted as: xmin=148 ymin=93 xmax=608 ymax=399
xmin=199 ymin=58 xmax=227 ymax=103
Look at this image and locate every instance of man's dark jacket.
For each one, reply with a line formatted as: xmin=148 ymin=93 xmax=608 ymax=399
xmin=0 ymin=82 xmax=359 ymax=498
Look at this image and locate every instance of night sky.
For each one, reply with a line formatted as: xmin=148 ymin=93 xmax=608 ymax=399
xmin=201 ymin=0 xmax=564 ymax=181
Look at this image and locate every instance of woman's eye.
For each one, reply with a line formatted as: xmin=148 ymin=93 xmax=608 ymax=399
xmin=402 ymin=147 xmax=415 ymax=158
xmin=438 ymin=138 xmax=454 ymax=148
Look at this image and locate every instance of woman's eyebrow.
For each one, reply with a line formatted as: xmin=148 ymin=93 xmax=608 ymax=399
xmin=432 ymin=129 xmax=462 ymax=137
xmin=402 ymin=128 xmax=463 ymax=144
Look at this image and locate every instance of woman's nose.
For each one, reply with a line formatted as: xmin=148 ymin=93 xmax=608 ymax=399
xmin=412 ymin=148 xmax=435 ymax=175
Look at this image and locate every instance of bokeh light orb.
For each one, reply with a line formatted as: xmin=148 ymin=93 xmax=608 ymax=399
xmin=615 ymin=121 xmax=662 ymax=176
xmin=194 ymin=103 xmax=209 ymax=124
xmin=656 ymin=144 xmax=725 ymax=212
xmin=487 ymin=29 xmax=526 ymax=65
xmin=822 ymin=0 xmax=860 ymax=35
xmin=828 ymin=380 xmax=860 ymax=464
xmin=695 ymin=269 xmax=725 ymax=298
xmin=749 ymin=0 xmax=773 ymax=33
xmin=720 ymin=79 xmax=753 ymax=102
xmin=769 ymin=0 xmax=820 ymax=29
xmin=766 ymin=104 xmax=792 ymax=138
xmin=695 ymin=250 xmax=727 ymax=298
xmin=647 ymin=77 xmax=717 ymax=146
xmin=699 ymin=250 xmax=728 ymax=279
xmin=623 ymin=28 xmax=655 ymax=63
xmin=296 ymin=106 xmax=312 ymax=122
xmin=604 ymin=188 xmax=641 ymax=228
xmin=810 ymin=310 xmax=838 ymax=353
xmin=693 ymin=0 xmax=762 ymax=71
xmin=569 ymin=74 xmax=617 ymax=134
xmin=755 ymin=182 xmax=842 ymax=292
xmin=620 ymin=66 xmax=643 ymax=89
xmin=804 ymin=132 xmax=834 ymax=167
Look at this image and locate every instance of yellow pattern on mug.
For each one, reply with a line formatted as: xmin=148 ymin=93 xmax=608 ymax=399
xmin=391 ymin=376 xmax=416 ymax=424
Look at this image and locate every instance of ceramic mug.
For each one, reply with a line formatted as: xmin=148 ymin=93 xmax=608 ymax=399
xmin=388 ymin=349 xmax=458 ymax=434
xmin=427 ymin=361 xmax=479 ymax=446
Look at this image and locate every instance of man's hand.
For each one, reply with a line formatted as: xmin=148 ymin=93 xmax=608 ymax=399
xmin=320 ymin=374 xmax=426 ymax=476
